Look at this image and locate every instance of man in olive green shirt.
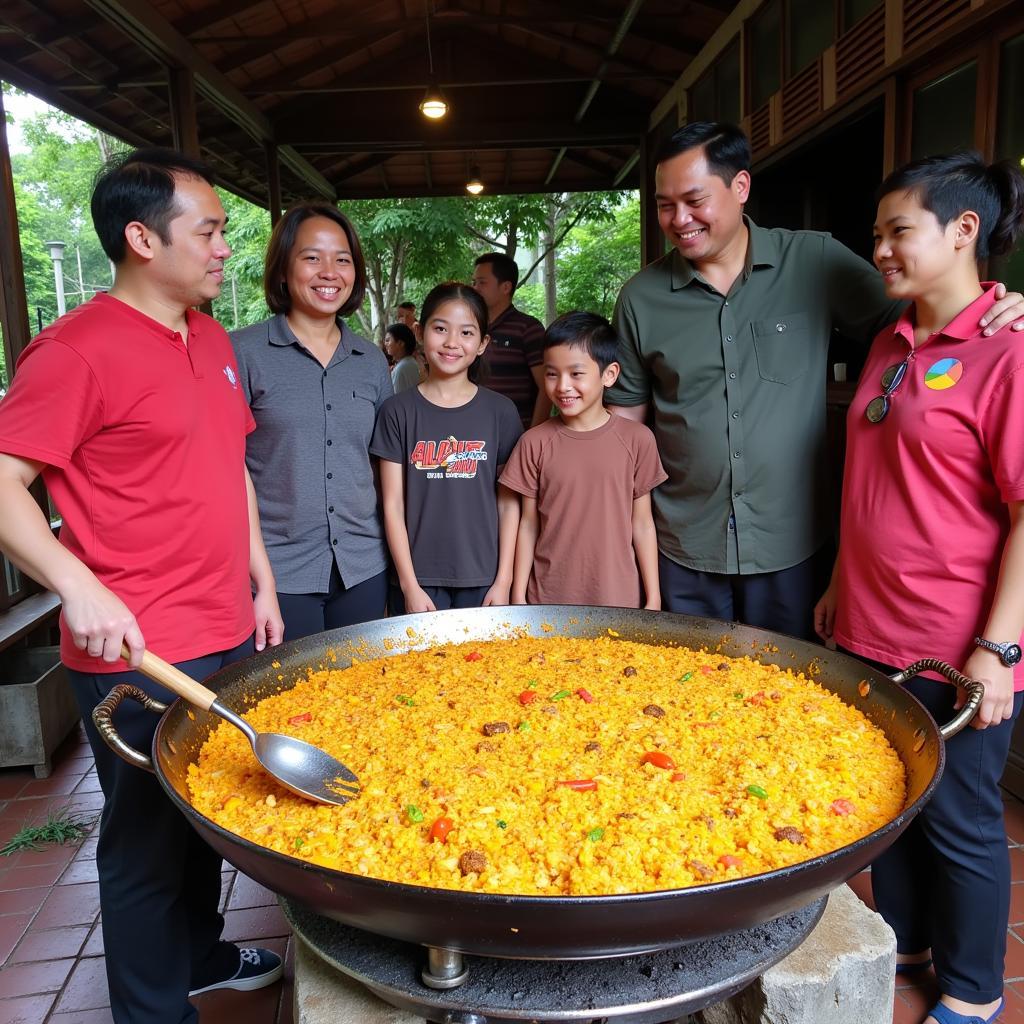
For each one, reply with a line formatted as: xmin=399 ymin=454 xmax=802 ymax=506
xmin=609 ymin=121 xmax=1024 ymax=637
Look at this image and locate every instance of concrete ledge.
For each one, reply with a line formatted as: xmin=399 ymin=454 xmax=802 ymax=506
xmin=294 ymin=936 xmax=422 ymax=1024
xmin=696 ymin=883 xmax=896 ymax=1024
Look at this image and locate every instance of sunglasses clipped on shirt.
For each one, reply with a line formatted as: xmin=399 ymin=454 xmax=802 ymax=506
xmin=865 ymin=359 xmax=909 ymax=423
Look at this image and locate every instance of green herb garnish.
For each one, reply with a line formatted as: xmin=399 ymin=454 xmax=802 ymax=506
xmin=587 ymin=827 xmax=605 ymax=842
xmin=551 ymin=689 xmax=571 ymax=701
xmin=407 ymin=805 xmax=425 ymax=823
xmin=746 ymin=785 xmax=768 ymax=800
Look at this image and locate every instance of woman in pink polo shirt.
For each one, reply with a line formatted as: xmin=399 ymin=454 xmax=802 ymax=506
xmin=816 ymin=153 xmax=1024 ymax=1024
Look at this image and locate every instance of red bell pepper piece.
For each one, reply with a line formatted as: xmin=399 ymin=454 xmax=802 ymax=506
xmin=288 ymin=712 xmax=313 ymax=725
xmin=575 ymin=688 xmax=594 ymax=703
xmin=831 ymin=799 xmax=856 ymax=816
xmin=429 ymin=816 xmax=454 ymax=842
xmin=640 ymin=751 xmax=677 ymax=771
xmin=464 ymin=651 xmax=483 ymax=662
xmin=557 ymin=779 xmax=598 ymax=792
xmin=718 ymin=854 xmax=743 ymax=869
xmin=519 ymin=690 xmax=539 ymax=705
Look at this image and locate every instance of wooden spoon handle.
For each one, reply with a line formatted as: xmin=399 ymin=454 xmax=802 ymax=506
xmin=121 ymin=643 xmax=217 ymax=711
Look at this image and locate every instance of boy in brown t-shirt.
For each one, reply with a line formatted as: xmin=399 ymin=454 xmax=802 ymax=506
xmin=500 ymin=312 xmax=666 ymax=607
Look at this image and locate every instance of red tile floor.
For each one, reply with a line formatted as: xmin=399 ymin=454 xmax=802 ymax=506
xmin=4 ymin=724 xmax=1024 ymax=1024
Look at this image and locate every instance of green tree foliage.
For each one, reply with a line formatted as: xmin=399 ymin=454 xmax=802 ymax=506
xmin=11 ymin=108 xmax=122 ymax=322
xmin=210 ymin=188 xmax=271 ymax=331
xmin=555 ymin=194 xmax=640 ymax=320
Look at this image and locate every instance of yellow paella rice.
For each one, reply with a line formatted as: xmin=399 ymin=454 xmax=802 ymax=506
xmin=188 ymin=637 xmax=906 ymax=896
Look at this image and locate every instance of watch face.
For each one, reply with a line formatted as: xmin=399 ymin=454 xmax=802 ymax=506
xmin=1006 ymin=644 xmax=1023 ymax=667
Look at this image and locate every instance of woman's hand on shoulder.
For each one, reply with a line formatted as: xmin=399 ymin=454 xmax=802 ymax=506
xmin=959 ymin=648 xmax=1016 ymax=729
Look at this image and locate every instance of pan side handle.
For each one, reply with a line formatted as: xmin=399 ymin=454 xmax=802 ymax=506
xmin=889 ymin=659 xmax=985 ymax=741
xmin=92 ymin=684 xmax=168 ymax=772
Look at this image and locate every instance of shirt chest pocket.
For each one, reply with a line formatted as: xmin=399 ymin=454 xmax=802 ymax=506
xmin=750 ymin=312 xmax=812 ymax=384
xmin=347 ymin=388 xmax=378 ymax=441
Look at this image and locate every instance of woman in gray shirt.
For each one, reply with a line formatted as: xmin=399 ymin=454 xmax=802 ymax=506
xmin=383 ymin=322 xmax=422 ymax=393
xmin=231 ymin=203 xmax=392 ymax=640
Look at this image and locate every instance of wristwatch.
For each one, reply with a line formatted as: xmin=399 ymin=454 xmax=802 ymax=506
xmin=974 ymin=636 xmax=1023 ymax=667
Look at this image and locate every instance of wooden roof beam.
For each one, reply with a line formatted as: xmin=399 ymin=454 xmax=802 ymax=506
xmin=278 ymin=118 xmax=641 ymax=151
xmin=174 ymin=0 xmax=273 ymax=40
xmin=81 ymin=0 xmax=335 ymax=199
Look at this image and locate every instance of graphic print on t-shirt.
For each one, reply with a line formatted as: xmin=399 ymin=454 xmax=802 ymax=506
xmin=410 ymin=435 xmax=488 ymax=479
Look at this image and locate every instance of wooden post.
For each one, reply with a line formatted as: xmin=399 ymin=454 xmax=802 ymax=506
xmin=265 ymin=141 xmax=282 ymax=225
xmin=0 ymin=89 xmax=32 ymax=376
xmin=168 ymin=67 xmax=201 ymax=158
xmin=639 ymin=137 xmax=663 ymax=267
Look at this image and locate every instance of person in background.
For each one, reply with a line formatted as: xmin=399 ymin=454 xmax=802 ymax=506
xmin=231 ymin=202 xmax=392 ymax=640
xmin=471 ymin=252 xmax=549 ymax=429
xmin=0 ymin=148 xmax=283 ymax=1023
xmin=815 ymin=152 xmax=1024 ymax=1024
xmin=502 ymin=311 xmax=665 ymax=608
xmin=383 ymin=321 xmax=422 ymax=393
xmin=608 ymin=121 xmax=1024 ymax=639
xmin=372 ymin=281 xmax=521 ymax=614
xmin=394 ymin=300 xmax=418 ymax=331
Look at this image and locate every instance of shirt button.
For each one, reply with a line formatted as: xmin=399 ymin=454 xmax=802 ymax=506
xmin=776 ymin=323 xmax=786 ymax=333
xmin=725 ymin=335 xmax=733 ymax=343
xmin=729 ymin=372 xmax=736 ymax=379
xmin=733 ymin=451 xmax=741 ymax=458
xmin=326 ymin=403 xmax=332 ymax=411
xmin=329 ymin=505 xmax=335 ymax=513
xmin=332 ymin=538 xmax=338 ymax=546
xmin=327 ymin=472 xmax=333 ymax=480
xmin=731 ymin=411 xmax=739 ymax=419
xmin=724 ymin=301 xmax=729 ymax=307
xmin=734 ymin=491 xmax=742 ymax=498
xmin=327 ymin=439 xmax=333 ymax=446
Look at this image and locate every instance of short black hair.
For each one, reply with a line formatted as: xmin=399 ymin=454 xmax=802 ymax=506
xmin=654 ymin=121 xmax=751 ymax=186
xmin=543 ymin=311 xmax=621 ymax=372
xmin=384 ymin=322 xmax=417 ymax=357
xmin=396 ymin=301 xmax=416 ymax=312
xmin=91 ymin=147 xmax=215 ymax=263
xmin=474 ymin=252 xmax=519 ymax=294
xmin=877 ymin=151 xmax=1024 ymax=261
xmin=263 ymin=202 xmax=366 ymax=316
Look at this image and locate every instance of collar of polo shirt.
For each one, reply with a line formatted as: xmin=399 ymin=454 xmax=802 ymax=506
xmin=265 ymin=312 xmax=366 ymax=355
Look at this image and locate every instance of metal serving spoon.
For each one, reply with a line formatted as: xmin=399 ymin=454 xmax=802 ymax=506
xmin=123 ymin=645 xmax=359 ymax=806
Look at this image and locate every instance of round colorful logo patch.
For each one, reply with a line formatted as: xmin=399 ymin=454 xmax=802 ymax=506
xmin=924 ymin=357 xmax=963 ymax=391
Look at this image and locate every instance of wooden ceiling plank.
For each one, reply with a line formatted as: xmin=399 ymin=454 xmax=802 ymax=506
xmin=279 ymin=116 xmax=641 ymax=151
xmin=335 ymin=153 xmax=392 ymax=183
xmin=80 ymin=0 xmax=335 ymax=198
xmin=174 ymin=0 xmax=273 ymax=40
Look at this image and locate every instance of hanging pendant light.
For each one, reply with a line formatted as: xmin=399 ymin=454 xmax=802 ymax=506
xmin=419 ymin=3 xmax=448 ymax=120
xmin=465 ymin=165 xmax=484 ymax=195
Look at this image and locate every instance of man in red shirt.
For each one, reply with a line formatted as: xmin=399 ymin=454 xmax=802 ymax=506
xmin=0 ymin=149 xmax=284 ymax=1023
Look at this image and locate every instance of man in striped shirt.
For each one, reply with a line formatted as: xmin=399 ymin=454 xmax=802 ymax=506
xmin=471 ymin=253 xmax=548 ymax=428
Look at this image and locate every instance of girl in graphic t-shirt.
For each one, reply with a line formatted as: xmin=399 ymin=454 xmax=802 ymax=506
xmin=370 ymin=282 xmax=522 ymax=614
xmin=815 ymin=153 xmax=1024 ymax=1024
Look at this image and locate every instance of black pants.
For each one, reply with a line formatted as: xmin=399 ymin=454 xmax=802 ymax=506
xmin=658 ymin=546 xmax=832 ymax=640
xmin=863 ymin=660 xmax=1023 ymax=1003
xmin=276 ymin=568 xmax=388 ymax=641
xmin=68 ymin=636 xmax=255 ymax=1024
xmin=388 ymin=583 xmax=491 ymax=615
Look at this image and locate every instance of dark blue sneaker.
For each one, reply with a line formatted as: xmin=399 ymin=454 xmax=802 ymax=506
xmin=188 ymin=947 xmax=283 ymax=997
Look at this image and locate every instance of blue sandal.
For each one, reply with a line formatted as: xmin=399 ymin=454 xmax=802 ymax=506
xmin=928 ymin=996 xmax=1005 ymax=1024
